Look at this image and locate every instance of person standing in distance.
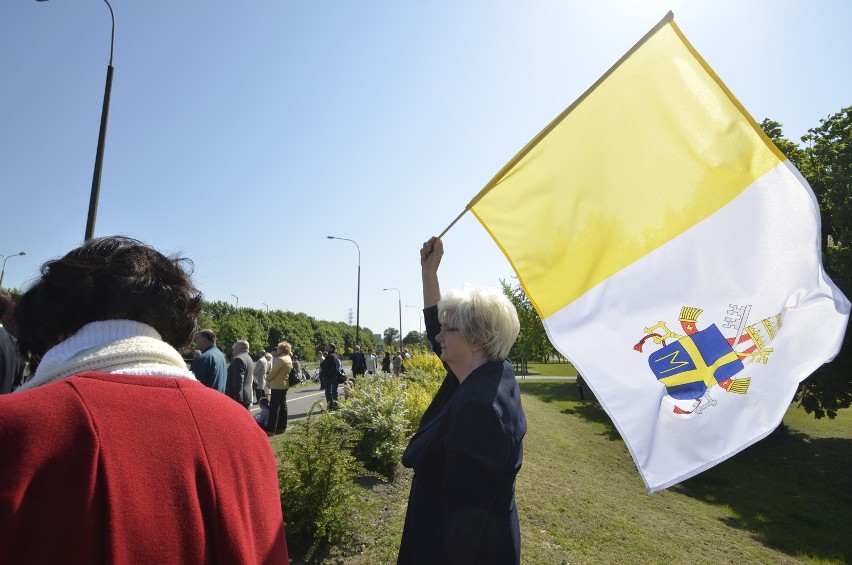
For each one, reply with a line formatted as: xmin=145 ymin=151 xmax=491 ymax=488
xmin=227 ymin=340 xmax=254 ymax=409
xmin=351 ymin=344 xmax=367 ymax=380
xmin=365 ymin=348 xmax=379 ymax=375
xmin=265 ymin=341 xmax=293 ymax=435
xmin=190 ymin=329 xmax=227 ymax=393
xmin=392 ymin=351 xmax=402 ymax=376
xmin=253 ymin=349 xmax=269 ymax=403
xmin=319 ymin=343 xmax=341 ymax=409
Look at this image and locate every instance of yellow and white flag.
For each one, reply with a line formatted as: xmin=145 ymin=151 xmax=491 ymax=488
xmin=466 ymin=12 xmax=850 ymax=492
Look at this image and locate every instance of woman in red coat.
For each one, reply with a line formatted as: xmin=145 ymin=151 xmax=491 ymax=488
xmin=397 ymin=237 xmax=527 ymax=564
xmin=0 ymin=236 xmax=288 ymax=564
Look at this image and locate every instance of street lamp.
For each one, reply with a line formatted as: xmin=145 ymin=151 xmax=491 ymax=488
xmin=0 ymin=252 xmax=26 ymax=289
xmin=262 ymin=302 xmax=269 ymax=313
xmin=384 ymin=288 xmax=402 ymax=351
xmin=231 ymin=294 xmax=239 ymax=308
xmin=327 ymin=236 xmax=361 ymax=345
xmin=37 ymin=0 xmax=116 ymax=241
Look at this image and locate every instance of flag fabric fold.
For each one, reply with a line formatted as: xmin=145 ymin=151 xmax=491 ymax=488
xmin=467 ymin=12 xmax=850 ymax=492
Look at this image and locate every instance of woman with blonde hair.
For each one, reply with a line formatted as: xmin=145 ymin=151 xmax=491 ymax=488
xmin=265 ymin=341 xmax=293 ymax=435
xmin=398 ymin=236 xmax=526 ymax=564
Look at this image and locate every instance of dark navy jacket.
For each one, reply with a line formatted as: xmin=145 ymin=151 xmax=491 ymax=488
xmin=398 ymin=306 xmax=526 ymax=565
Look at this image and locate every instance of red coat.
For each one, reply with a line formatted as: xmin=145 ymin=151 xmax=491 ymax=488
xmin=0 ymin=372 xmax=288 ymax=564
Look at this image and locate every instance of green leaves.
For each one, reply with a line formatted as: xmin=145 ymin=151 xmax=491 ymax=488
xmin=277 ymin=411 xmax=361 ymax=559
xmin=275 ymin=354 xmax=445 ymax=557
xmin=500 ymin=279 xmax=559 ymax=363
xmin=761 ymin=108 xmax=852 ymax=419
xmin=339 ymin=374 xmax=408 ymax=478
xmin=192 ymin=301 xmax=380 ymax=360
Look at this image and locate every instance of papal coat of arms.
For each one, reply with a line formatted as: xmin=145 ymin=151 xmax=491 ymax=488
xmin=634 ymin=305 xmax=785 ymax=414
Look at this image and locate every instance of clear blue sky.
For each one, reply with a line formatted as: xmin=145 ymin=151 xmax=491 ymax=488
xmin=2 ymin=0 xmax=850 ymax=339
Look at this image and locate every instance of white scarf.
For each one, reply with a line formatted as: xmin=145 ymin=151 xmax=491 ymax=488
xmin=17 ymin=319 xmax=197 ymax=392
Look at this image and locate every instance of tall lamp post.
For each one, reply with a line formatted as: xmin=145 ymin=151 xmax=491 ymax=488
xmin=327 ymin=236 xmax=361 ymax=345
xmin=384 ymin=288 xmax=402 ymax=351
xmin=231 ymin=294 xmax=239 ymax=308
xmin=38 ymin=0 xmax=116 ymax=241
xmin=262 ymin=302 xmax=269 ymax=313
xmin=0 ymin=252 xmax=26 ymax=289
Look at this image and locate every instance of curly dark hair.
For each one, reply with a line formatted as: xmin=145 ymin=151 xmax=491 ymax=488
xmin=14 ymin=236 xmax=203 ymax=360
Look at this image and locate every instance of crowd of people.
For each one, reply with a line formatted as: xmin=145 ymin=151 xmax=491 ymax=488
xmin=0 ymin=234 xmax=526 ymax=564
xmin=180 ymin=326 xmax=417 ymax=425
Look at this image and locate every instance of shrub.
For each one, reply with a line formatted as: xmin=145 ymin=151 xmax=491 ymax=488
xmin=275 ymin=353 xmax=446 ymax=557
xmin=398 ymin=354 xmax=445 ymax=432
xmin=402 ymin=352 xmax=445 ymax=375
xmin=277 ymin=406 xmax=361 ymax=560
xmin=339 ymin=373 xmax=409 ymax=478
xmin=397 ymin=370 xmax=439 ymax=433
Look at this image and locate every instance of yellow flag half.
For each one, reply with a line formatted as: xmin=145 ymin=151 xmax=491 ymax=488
xmin=469 ymin=12 xmax=784 ymax=319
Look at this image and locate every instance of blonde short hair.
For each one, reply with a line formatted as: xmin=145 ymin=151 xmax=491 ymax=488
xmin=277 ymin=341 xmax=292 ymax=355
xmin=437 ymin=286 xmax=519 ymax=362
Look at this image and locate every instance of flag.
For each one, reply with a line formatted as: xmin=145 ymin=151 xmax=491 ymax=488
xmin=465 ymin=12 xmax=850 ymax=492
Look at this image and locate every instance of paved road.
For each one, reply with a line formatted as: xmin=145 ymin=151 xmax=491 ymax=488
xmin=249 ymin=373 xmax=577 ymax=422
xmin=248 ymin=380 xmax=330 ymax=423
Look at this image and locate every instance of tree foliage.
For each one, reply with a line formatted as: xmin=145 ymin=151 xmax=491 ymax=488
xmin=194 ymin=301 xmax=378 ymax=361
xmin=402 ymin=330 xmax=425 ymax=348
xmin=383 ymin=327 xmax=399 ymax=346
xmin=761 ymin=108 xmax=852 ymax=418
xmin=277 ymin=411 xmax=360 ymax=559
xmin=500 ymin=279 xmax=559 ymax=363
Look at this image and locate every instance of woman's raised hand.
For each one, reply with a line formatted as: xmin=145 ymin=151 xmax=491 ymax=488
xmin=420 ymin=236 xmax=444 ymax=273
xmin=421 ymin=237 xmax=443 ymax=308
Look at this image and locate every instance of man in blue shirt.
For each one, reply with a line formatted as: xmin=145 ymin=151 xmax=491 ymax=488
xmin=190 ymin=329 xmax=227 ymax=393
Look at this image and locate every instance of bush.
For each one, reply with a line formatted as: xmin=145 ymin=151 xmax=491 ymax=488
xmin=339 ymin=373 xmax=409 ymax=478
xmin=277 ymin=407 xmax=361 ymax=560
xmin=336 ymin=355 xmax=445 ymax=478
xmin=397 ymin=374 xmax=440 ymax=434
xmin=402 ymin=352 xmax=445 ymax=375
xmin=275 ymin=353 xmax=446 ymax=557
xmin=398 ymin=354 xmax=445 ymax=432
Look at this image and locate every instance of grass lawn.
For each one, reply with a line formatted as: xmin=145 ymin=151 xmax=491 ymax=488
xmin=521 ymin=361 xmax=578 ymax=377
xmin=282 ymin=380 xmax=851 ymax=564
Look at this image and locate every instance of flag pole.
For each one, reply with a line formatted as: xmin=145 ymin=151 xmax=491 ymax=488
xmin=438 ymin=209 xmax=467 ymax=238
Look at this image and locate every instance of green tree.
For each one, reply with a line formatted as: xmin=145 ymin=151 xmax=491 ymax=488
xmin=266 ymin=310 xmax=314 ymax=358
xmin=383 ymin=327 xmax=399 ymax=347
xmin=402 ymin=330 xmax=424 ymax=349
xmin=760 ymin=119 xmax=809 ymax=168
xmin=214 ymin=311 xmax=266 ymax=358
xmin=762 ymin=109 xmax=852 ymax=418
xmin=799 ymin=108 xmax=852 ymax=419
xmin=312 ymin=321 xmax=346 ymax=356
xmin=500 ymin=279 xmax=558 ymax=363
xmin=202 ymin=300 xmax=238 ymax=321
